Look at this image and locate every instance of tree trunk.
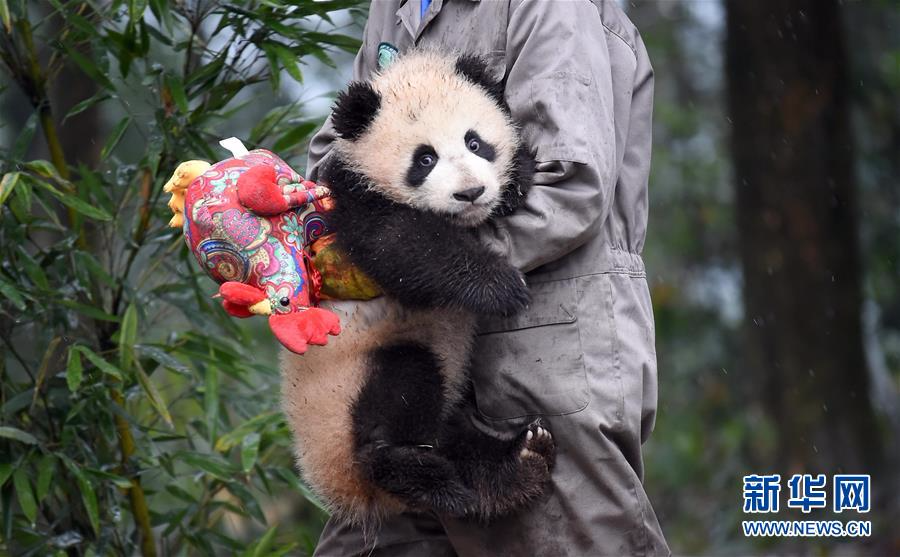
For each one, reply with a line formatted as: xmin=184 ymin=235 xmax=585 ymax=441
xmin=724 ymin=0 xmax=881 ymax=474
xmin=48 ymin=5 xmax=101 ymax=169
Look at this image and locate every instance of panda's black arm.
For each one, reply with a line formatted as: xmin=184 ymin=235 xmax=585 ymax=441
xmin=381 ymin=209 xmax=529 ymax=316
xmin=329 ymin=192 xmax=530 ymax=316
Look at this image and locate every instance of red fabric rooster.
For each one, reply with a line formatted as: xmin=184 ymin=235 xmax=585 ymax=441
xmin=163 ymin=143 xmax=341 ymax=354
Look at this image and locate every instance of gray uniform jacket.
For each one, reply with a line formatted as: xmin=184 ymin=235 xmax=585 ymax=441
xmin=306 ymin=1 xmax=669 ymax=555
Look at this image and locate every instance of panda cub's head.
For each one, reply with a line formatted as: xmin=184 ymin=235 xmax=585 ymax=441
xmin=330 ymin=50 xmax=530 ymax=227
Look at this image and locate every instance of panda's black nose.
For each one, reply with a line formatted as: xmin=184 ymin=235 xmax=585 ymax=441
xmin=453 ymin=186 xmax=485 ymax=203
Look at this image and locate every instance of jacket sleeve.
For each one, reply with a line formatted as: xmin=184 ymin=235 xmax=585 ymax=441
xmin=305 ymin=19 xmax=378 ymax=181
xmin=478 ymin=0 xmax=618 ymax=273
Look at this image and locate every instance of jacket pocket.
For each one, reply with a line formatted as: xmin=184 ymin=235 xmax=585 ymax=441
xmin=470 ymin=278 xmax=590 ymax=420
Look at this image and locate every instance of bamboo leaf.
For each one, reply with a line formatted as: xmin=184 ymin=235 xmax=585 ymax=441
xmin=61 ymin=458 xmax=100 ymax=535
xmin=1 ymin=391 xmax=33 ymax=417
xmin=148 ymin=0 xmax=173 ymax=32
xmin=185 ymin=49 xmax=226 ymax=87
xmin=16 ymin=246 xmax=48 ymax=290
xmin=177 ymin=452 xmax=235 ymax=480
xmin=13 ymin=469 xmax=37 ymax=525
xmin=134 ymin=360 xmax=173 ymax=427
xmin=32 ymin=337 xmax=61 ymax=408
xmin=119 ymin=303 xmax=138 ymax=370
xmin=0 ymin=0 xmax=10 ymax=33
xmin=214 ymin=411 xmax=281 ymax=452
xmin=25 ymin=160 xmax=63 ymax=181
xmin=0 ymin=426 xmax=38 ymax=445
xmin=56 ymin=190 xmax=113 ymax=221
xmin=249 ymin=103 xmax=298 ymax=144
xmin=165 ymin=74 xmax=189 ymax=113
xmin=165 ymin=484 xmax=197 ymax=503
xmin=73 ymin=251 xmax=115 ymax=287
xmin=272 ymin=122 xmax=317 ymax=152
xmin=243 ymin=526 xmax=277 ymax=557
xmin=74 ymin=346 xmax=124 ymax=380
xmin=240 ymin=432 xmax=260 ymax=473
xmin=85 ymin=468 xmax=132 ymax=489
xmin=64 ymin=92 xmax=112 ymax=123
xmin=62 ymin=42 xmax=114 ymax=90
xmin=0 ymin=463 xmax=13 ymax=488
xmin=273 ymin=44 xmax=303 ymax=83
xmin=135 ymin=345 xmax=191 ymax=375
xmin=47 ymin=0 xmax=96 ymax=36
xmin=0 ymin=172 xmax=21 ymax=207
xmin=100 ymin=117 xmax=132 ymax=160
xmin=9 ymin=177 xmax=33 ymax=219
xmin=205 ymin=363 xmax=219 ymax=440
xmin=36 ymin=455 xmax=54 ymax=502
xmin=12 ymin=112 xmax=37 ymax=159
xmin=0 ymin=277 xmax=26 ymax=311
xmin=226 ymin=482 xmax=266 ymax=523
xmin=262 ymin=44 xmax=280 ymax=90
xmin=28 ymin=177 xmax=113 ymax=221
xmin=67 ymin=346 xmax=84 ymax=392
xmin=57 ymin=299 xmax=120 ymax=322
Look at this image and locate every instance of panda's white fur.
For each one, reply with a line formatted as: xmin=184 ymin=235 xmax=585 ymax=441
xmin=280 ymin=50 xmax=552 ymax=525
xmin=335 ymin=51 xmax=519 ymax=226
xmin=281 ymin=300 xmax=475 ymax=523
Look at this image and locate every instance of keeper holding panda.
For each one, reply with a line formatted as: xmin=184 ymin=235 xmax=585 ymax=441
xmin=297 ymin=0 xmax=670 ymax=555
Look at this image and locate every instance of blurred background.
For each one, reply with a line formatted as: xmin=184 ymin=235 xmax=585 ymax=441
xmin=0 ymin=0 xmax=897 ymax=555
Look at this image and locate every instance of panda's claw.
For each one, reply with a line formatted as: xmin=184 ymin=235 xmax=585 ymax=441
xmin=517 ymin=420 xmax=556 ymax=469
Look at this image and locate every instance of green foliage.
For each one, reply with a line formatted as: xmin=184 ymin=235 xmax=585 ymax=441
xmin=0 ymin=1 xmax=363 ymax=554
xmin=634 ymin=2 xmax=900 ymax=553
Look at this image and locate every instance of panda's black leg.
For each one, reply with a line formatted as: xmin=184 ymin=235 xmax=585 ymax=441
xmin=358 ymin=444 xmax=477 ymax=516
xmin=351 ymin=343 xmax=477 ymax=516
xmin=439 ymin=410 xmax=556 ymax=521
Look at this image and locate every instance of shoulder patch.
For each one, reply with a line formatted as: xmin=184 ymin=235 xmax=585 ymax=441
xmin=377 ymin=42 xmax=399 ymax=70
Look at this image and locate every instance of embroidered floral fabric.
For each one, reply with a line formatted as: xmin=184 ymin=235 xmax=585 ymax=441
xmin=182 ymin=149 xmax=330 ymax=312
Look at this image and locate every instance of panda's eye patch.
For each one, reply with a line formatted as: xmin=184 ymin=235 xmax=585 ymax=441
xmin=464 ymin=130 xmax=496 ymax=162
xmin=406 ymin=145 xmax=439 ymax=187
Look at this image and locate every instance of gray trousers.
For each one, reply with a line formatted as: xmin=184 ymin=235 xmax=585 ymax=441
xmin=314 ymin=273 xmax=670 ymax=556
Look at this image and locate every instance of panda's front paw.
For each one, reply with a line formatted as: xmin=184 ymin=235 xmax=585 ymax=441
xmin=475 ymin=266 xmax=530 ymax=316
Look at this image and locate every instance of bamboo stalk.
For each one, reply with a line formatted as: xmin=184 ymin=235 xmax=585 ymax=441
xmin=112 ymin=388 xmax=157 ymax=557
xmin=15 ymin=14 xmax=159 ymax=557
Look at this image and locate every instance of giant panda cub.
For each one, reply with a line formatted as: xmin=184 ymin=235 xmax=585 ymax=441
xmin=280 ymin=50 xmax=555 ymax=525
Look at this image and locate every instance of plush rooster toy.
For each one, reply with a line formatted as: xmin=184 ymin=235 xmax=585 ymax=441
xmin=163 ymin=139 xmax=342 ymax=354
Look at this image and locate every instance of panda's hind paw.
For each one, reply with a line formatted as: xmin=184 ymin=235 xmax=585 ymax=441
xmin=517 ymin=420 xmax=556 ymax=470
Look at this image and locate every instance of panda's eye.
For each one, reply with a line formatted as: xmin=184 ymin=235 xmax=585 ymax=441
xmin=464 ymin=130 xmax=497 ymax=162
xmin=407 ymin=145 xmax=438 ymax=187
xmin=279 ymin=297 xmax=290 ymax=307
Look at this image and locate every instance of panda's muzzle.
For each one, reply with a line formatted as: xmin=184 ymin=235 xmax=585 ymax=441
xmin=453 ymin=186 xmax=485 ymax=203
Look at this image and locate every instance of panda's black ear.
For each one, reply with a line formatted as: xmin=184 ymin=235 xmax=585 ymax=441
xmin=332 ymin=81 xmax=381 ymax=141
xmin=455 ymin=54 xmax=504 ymax=105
